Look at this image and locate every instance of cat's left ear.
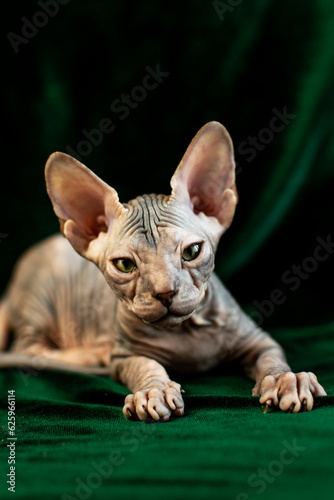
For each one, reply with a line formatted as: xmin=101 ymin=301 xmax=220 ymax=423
xmin=170 ymin=121 xmax=237 ymax=238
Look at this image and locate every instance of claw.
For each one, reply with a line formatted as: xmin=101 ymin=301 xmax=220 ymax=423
xmin=127 ymin=408 xmax=134 ymax=418
xmin=287 ymin=404 xmax=295 ymax=414
xmin=302 ymin=400 xmax=307 ymax=412
xmin=263 ymin=399 xmax=272 ymax=414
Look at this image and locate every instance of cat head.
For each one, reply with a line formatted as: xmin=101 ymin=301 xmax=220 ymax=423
xmin=45 ymin=122 xmax=237 ymax=328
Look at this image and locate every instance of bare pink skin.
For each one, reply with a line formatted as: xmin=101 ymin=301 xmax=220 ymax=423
xmin=0 ymin=122 xmax=326 ymax=421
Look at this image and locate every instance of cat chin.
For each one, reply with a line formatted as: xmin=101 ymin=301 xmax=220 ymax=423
xmin=145 ymin=312 xmax=193 ymax=329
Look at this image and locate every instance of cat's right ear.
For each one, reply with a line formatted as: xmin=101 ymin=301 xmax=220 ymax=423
xmin=170 ymin=121 xmax=238 ymax=239
xmin=45 ymin=152 xmax=125 ymax=265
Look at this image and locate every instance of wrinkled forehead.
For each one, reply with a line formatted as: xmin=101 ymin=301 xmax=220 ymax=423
xmin=114 ymin=194 xmax=203 ymax=247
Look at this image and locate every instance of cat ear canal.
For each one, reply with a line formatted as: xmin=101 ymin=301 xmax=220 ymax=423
xmin=45 ymin=152 xmax=125 ymax=264
xmin=170 ymin=122 xmax=238 ymax=235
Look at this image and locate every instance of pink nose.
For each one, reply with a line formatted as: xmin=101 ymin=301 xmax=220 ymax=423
xmin=155 ymin=290 xmax=175 ymax=306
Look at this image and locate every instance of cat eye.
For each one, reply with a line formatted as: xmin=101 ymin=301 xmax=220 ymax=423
xmin=182 ymin=243 xmax=202 ymax=262
xmin=113 ymin=258 xmax=136 ymax=273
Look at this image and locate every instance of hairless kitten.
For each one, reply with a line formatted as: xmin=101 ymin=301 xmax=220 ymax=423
xmin=0 ymin=122 xmax=326 ymax=421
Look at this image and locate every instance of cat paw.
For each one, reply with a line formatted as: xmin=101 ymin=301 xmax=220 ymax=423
xmin=123 ymin=381 xmax=185 ymax=422
xmin=253 ymin=371 xmax=327 ymax=413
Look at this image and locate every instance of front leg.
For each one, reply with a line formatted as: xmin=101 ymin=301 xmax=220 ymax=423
xmin=250 ymin=346 xmax=327 ymax=412
xmin=220 ymin=287 xmax=327 ymax=413
xmin=236 ymin=330 xmax=327 ymax=412
xmin=110 ymin=355 xmax=185 ymax=422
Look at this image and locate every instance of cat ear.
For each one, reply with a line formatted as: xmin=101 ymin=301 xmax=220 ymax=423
xmin=45 ymin=152 xmax=125 ymax=264
xmin=170 ymin=121 xmax=237 ymax=237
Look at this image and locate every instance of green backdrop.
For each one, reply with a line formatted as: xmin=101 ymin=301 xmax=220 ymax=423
xmin=1 ymin=1 xmax=334 ymax=499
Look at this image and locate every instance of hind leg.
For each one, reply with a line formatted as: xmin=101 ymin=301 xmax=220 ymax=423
xmin=26 ymin=344 xmax=112 ymax=367
xmin=10 ymin=329 xmax=112 ymax=368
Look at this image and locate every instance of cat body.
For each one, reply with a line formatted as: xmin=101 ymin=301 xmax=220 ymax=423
xmin=3 ymin=233 xmax=264 ymax=374
xmin=0 ymin=122 xmax=326 ymax=421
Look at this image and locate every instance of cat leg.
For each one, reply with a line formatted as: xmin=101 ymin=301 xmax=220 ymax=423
xmin=218 ymin=284 xmax=327 ymax=413
xmin=233 ymin=329 xmax=327 ymax=412
xmin=27 ymin=344 xmax=112 ymax=367
xmin=250 ymin=351 xmax=327 ymax=412
xmin=111 ymin=355 xmax=185 ymax=422
xmin=10 ymin=331 xmax=112 ymax=368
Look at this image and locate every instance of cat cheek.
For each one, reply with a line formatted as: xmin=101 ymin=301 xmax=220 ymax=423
xmin=187 ymin=265 xmax=213 ymax=289
xmin=103 ymin=273 xmax=137 ymax=302
xmin=177 ymin=283 xmax=204 ymax=304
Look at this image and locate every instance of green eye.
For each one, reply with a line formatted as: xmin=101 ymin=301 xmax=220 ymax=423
xmin=182 ymin=243 xmax=202 ymax=262
xmin=113 ymin=259 xmax=136 ymax=273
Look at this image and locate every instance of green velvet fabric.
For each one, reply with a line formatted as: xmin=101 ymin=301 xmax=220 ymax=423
xmin=1 ymin=322 xmax=334 ymax=500
xmin=1 ymin=0 xmax=334 ymax=498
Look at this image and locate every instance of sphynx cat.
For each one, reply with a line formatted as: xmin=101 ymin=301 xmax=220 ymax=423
xmin=0 ymin=122 xmax=326 ymax=421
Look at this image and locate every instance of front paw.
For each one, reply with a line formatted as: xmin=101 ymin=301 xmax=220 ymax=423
xmin=253 ymin=371 xmax=327 ymax=413
xmin=123 ymin=381 xmax=185 ymax=422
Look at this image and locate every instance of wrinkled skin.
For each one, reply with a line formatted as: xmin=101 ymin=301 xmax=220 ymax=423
xmin=0 ymin=122 xmax=326 ymax=421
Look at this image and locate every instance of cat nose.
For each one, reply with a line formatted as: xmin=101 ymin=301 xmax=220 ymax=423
xmin=155 ymin=290 xmax=176 ymax=306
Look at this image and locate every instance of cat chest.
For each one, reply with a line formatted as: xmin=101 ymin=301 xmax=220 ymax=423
xmin=127 ymin=323 xmax=229 ymax=373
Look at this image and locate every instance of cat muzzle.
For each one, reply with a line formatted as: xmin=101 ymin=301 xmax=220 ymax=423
xmin=131 ymin=292 xmax=200 ymax=326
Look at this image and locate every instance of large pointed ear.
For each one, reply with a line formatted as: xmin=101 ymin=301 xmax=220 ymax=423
xmin=45 ymin=152 xmax=125 ymax=264
xmin=170 ymin=121 xmax=237 ymax=239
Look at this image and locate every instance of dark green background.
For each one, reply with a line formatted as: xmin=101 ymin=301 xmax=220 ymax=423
xmin=1 ymin=1 xmax=334 ymax=499
xmin=1 ymin=0 xmax=334 ymax=328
